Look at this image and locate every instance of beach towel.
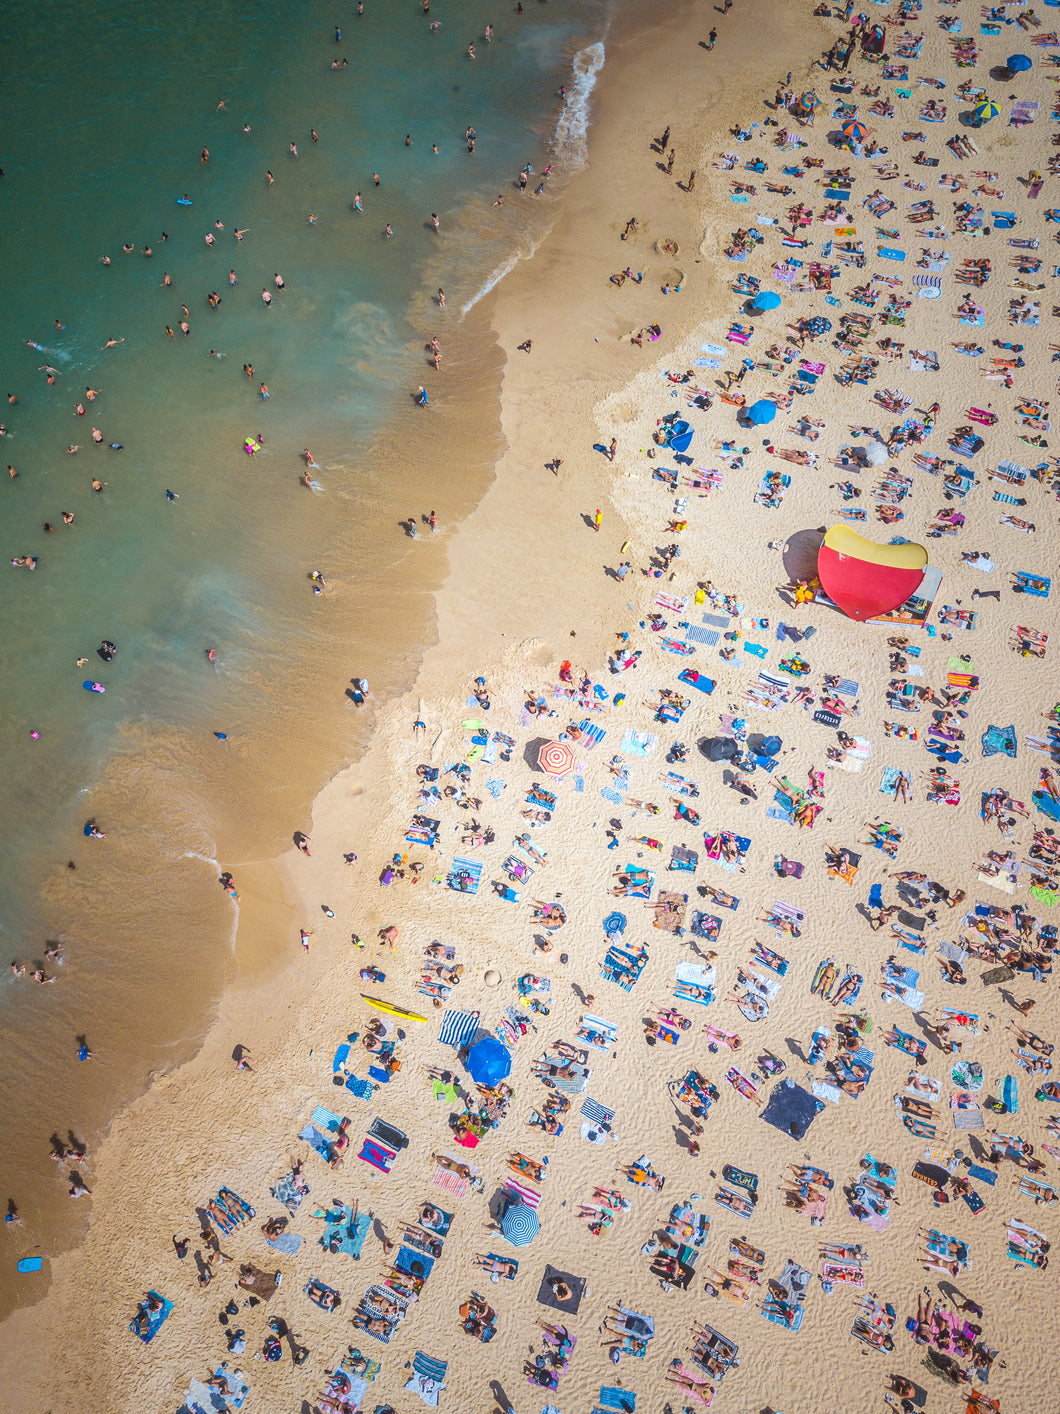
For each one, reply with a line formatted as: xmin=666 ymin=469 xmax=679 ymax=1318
xmin=358 ymin=1139 xmax=396 ymax=1172
xmin=447 ymin=856 xmax=483 ymax=895
xmin=267 ymin=1229 xmax=303 ymax=1255
xmin=598 ymin=1388 xmax=636 ymax=1412
xmin=681 ymin=624 xmax=720 ymax=646
xmin=321 ymin=1205 xmax=371 ymax=1260
xmin=179 ymin=1369 xmax=250 ymax=1414
xmin=438 ymin=1009 xmax=479 ymax=1048
xmin=130 ymin=1292 xmax=173 ymax=1344
xmin=432 ymin=1166 xmax=471 ymax=1199
xmin=580 ymin=1014 xmax=618 ymax=1051
xmin=271 ymin=1173 xmax=309 ymax=1212
xmin=581 ymin=1095 xmax=615 ymax=1127
xmin=504 ymin=1175 xmax=543 ymax=1210
xmin=405 ymin=1352 xmax=448 ymax=1406
xmin=981 ymin=724 xmax=1017 ymax=758
xmin=620 ymin=730 xmax=658 ymax=757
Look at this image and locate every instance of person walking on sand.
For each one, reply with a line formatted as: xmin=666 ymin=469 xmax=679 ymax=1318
xmin=664 ymin=149 xmax=675 ymax=175
xmin=608 ymin=437 xmax=617 ymax=461
xmin=594 ymin=508 xmax=603 ymax=533
xmin=685 ymin=170 xmax=696 ymax=191
xmin=707 ymin=27 xmax=717 ymax=48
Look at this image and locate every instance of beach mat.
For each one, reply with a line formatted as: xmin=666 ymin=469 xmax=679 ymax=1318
xmin=537 ymin=1264 xmax=586 ymax=1314
xmin=760 ymin=1079 xmax=825 ymax=1140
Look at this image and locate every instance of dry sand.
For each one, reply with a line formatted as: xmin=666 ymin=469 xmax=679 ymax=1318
xmin=4 ymin=1 xmax=1060 ymax=1411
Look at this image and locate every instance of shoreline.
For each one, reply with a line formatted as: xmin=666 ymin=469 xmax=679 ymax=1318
xmin=0 ymin=0 xmax=797 ymax=1346
xmin=10 ymin=2 xmax=1058 ymax=1411
xmin=0 ymin=0 xmax=768 ymax=1360
xmin=0 ymin=1 xmax=605 ymax=1302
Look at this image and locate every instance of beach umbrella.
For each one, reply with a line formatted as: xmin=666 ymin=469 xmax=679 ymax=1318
xmin=841 ymin=119 xmax=867 ymax=142
xmin=538 ymin=739 xmax=577 ymax=779
xmin=745 ymin=399 xmax=776 ymax=426
xmin=500 ymin=1200 xmax=540 ymax=1247
xmin=864 ymin=440 xmax=889 ymax=466
xmin=466 ymin=1036 xmax=512 ymax=1087
xmin=799 ymin=91 xmax=819 ymax=111
xmin=973 ymin=100 xmax=999 ymax=124
xmin=1007 ymin=53 xmax=1032 ymax=72
xmin=807 ymin=315 xmax=831 ymax=336
xmin=751 ymin=290 xmax=782 ymax=312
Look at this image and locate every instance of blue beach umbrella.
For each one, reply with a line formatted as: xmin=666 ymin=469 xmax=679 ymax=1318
xmin=466 ymin=1035 xmax=512 ymax=1086
xmin=746 ymin=399 xmax=777 ymax=426
xmin=1007 ymin=53 xmax=1032 ymax=72
xmin=500 ymin=1201 xmax=540 ymax=1247
xmin=752 ymin=290 xmax=782 ymax=312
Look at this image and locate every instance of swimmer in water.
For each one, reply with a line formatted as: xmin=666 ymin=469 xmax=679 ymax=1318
xmin=101 ymin=337 xmax=124 ymax=350
xmin=354 ymin=192 xmax=363 ymax=212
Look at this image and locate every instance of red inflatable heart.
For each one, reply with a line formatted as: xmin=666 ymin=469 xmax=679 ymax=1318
xmin=817 ymin=525 xmax=928 ymax=622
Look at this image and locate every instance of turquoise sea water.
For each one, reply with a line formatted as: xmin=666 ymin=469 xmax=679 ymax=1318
xmin=0 ymin=0 xmax=611 ymax=1309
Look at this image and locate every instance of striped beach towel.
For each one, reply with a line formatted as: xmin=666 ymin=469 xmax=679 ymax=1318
xmin=582 ymin=1096 xmax=616 ymax=1126
xmin=432 ymin=1166 xmax=471 ymax=1199
xmin=681 ymin=624 xmax=720 ymax=646
xmin=504 ymin=1176 xmax=542 ymax=1209
xmin=438 ymin=1009 xmax=479 ymax=1048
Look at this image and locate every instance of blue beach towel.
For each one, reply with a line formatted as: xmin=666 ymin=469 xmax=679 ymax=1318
xmin=130 ymin=1292 xmax=173 ymax=1343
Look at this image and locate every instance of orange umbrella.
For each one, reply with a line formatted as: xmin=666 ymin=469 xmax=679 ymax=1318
xmin=538 ymin=740 xmax=577 ymax=778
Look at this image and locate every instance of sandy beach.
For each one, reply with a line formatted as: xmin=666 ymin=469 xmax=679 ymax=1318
xmin=6 ymin=0 xmax=1060 ymax=1411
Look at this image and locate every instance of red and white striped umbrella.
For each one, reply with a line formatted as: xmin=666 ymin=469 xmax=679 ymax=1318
xmin=538 ymin=740 xmax=577 ymax=778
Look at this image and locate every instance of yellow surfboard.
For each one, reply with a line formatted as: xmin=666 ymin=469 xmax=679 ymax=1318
xmin=361 ymin=994 xmax=428 ymax=1023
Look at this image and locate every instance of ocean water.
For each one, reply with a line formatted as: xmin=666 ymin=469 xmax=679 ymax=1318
xmin=0 ymin=0 xmax=611 ymax=1312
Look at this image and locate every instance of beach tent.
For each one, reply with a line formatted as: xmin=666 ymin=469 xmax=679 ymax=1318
xmin=816 ymin=525 xmax=928 ymax=622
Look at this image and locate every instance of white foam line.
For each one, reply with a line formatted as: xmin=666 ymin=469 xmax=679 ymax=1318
xmin=461 ymin=40 xmax=606 ymax=315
